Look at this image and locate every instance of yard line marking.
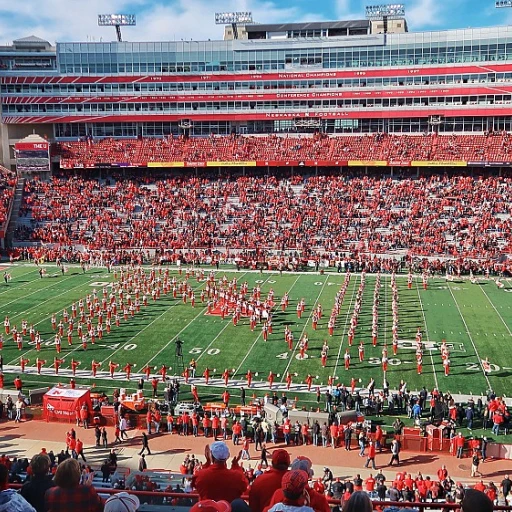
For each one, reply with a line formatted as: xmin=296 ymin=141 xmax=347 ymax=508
xmin=235 ymin=274 xmax=301 ymax=376
xmin=331 ymin=275 xmax=359 ymax=379
xmin=110 ymin=276 xmax=216 ymax=365
xmin=0 ymin=268 xmax=41 ymax=296
xmin=281 ymin=276 xmax=330 ymax=380
xmin=1 ymin=272 xmax=79 ymax=312
xmin=447 ymin=284 xmax=491 ymax=389
xmin=6 ymin=278 xmax=117 ymax=365
xmin=383 ymin=274 xmax=388 ymax=349
xmin=142 ymin=272 xmax=249 ymax=369
xmin=478 ymin=285 xmax=512 ymax=339
xmin=144 ymin=305 xmax=210 ymax=368
xmin=415 ymin=280 xmax=439 ymax=389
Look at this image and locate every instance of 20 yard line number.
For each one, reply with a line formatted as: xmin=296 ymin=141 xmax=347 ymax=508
xmin=189 ymin=347 xmax=221 ymax=356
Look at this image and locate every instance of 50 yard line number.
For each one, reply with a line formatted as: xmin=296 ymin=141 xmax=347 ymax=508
xmin=189 ymin=347 xmax=221 ymax=356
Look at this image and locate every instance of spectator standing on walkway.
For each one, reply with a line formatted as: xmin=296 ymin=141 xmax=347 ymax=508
xmin=20 ymin=454 xmax=55 ymax=512
xmin=389 ymin=438 xmax=400 ymax=466
xmin=455 ymin=433 xmax=465 ymax=458
xmin=501 ymin=474 xmax=512 ymax=499
xmin=364 ymin=440 xmax=377 ymax=470
xmin=471 ymin=453 xmax=482 ymax=478
xmin=119 ymin=417 xmax=129 ymax=440
xmin=139 ymin=432 xmax=151 ymax=456
xmin=15 ymin=397 xmax=25 ymax=423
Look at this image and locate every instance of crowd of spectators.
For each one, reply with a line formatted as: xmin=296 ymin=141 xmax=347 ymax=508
xmin=15 ymin=171 xmax=512 ymax=264
xmin=0 ymin=165 xmax=16 ymax=231
xmin=0 ymin=427 xmax=507 ymax=512
xmin=52 ymin=132 xmax=512 ymax=168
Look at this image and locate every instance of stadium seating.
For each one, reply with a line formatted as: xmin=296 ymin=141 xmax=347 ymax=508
xmin=15 ymin=172 xmax=512 ymax=262
xmin=52 ymin=133 xmax=512 ymax=167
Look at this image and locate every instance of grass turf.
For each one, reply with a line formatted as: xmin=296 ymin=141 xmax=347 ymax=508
xmin=0 ymin=264 xmax=511 ymax=400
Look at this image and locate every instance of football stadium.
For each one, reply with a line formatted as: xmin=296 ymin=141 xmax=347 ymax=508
xmin=0 ymin=3 xmax=511 ymax=511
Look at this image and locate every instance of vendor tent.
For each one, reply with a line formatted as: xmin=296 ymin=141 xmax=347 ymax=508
xmin=43 ymin=387 xmax=92 ymax=422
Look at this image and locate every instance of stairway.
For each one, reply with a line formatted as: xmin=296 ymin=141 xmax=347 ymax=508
xmin=5 ymin=177 xmax=25 ymax=249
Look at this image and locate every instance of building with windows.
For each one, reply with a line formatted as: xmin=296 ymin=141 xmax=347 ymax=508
xmin=1 ymin=18 xmax=512 ymax=168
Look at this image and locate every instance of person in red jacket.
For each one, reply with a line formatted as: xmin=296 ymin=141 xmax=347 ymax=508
xmin=75 ymin=438 xmax=86 ymax=462
xmin=222 ymin=389 xmax=230 ymax=408
xmin=79 ymin=406 xmax=89 ymax=429
xmin=36 ymin=358 xmax=46 ymax=375
xmin=53 ymin=357 xmax=64 ymax=375
xmin=191 ymin=441 xmax=248 ymax=502
xmin=222 ymin=369 xmax=230 ymax=387
xmin=212 ymin=415 xmax=220 ymax=440
xmin=249 ymin=449 xmax=290 ymax=512
xmin=109 ymin=361 xmax=119 ymax=378
xmin=364 ymin=440 xmax=377 ymax=470
xmin=71 ymin=359 xmax=80 ymax=376
xmin=264 ymin=457 xmax=330 ymax=512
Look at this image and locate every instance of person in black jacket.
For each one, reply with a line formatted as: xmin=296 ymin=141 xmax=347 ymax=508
xmin=139 ymin=432 xmax=151 ymax=455
xmin=20 ymin=454 xmax=55 ymax=512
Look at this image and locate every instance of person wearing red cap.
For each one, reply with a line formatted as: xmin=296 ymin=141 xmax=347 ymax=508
xmin=265 ymin=458 xmax=329 ymax=512
xmin=265 ymin=470 xmax=314 ymax=512
xmin=190 ymin=500 xmax=232 ymax=512
xmin=192 ymin=441 xmax=248 ymax=503
xmin=249 ymin=449 xmax=290 ymax=512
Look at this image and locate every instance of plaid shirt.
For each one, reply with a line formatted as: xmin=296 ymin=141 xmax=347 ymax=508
xmin=45 ymin=484 xmax=103 ymax=512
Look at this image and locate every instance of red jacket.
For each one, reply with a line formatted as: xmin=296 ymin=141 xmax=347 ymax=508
xmin=249 ymin=468 xmax=288 ymax=512
xmin=192 ymin=462 xmax=248 ymax=502
xmin=264 ymin=487 xmax=330 ymax=512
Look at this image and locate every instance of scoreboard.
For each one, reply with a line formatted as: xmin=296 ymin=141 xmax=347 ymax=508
xmin=15 ymin=140 xmax=50 ymax=172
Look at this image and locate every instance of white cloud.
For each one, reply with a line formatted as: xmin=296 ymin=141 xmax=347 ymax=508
xmin=335 ymin=0 xmax=362 ymax=20
xmin=0 ymin=0 xmax=329 ymax=44
xmin=406 ymin=0 xmax=445 ymax=29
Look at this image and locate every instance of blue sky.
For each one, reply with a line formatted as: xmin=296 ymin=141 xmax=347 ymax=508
xmin=0 ymin=0 xmax=509 ymax=44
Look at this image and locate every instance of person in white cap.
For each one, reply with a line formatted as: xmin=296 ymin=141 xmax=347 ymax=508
xmin=103 ymin=492 xmax=140 ymax=512
xmin=192 ymin=441 xmax=248 ymax=503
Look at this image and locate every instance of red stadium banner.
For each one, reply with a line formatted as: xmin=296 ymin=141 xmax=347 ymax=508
xmin=4 ymin=86 xmax=509 ymax=105
xmin=15 ymin=141 xmax=49 ymax=151
xmin=7 ymin=107 xmax=511 ymax=125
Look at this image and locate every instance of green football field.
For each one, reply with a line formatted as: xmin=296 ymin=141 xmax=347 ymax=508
xmin=0 ymin=263 xmax=511 ymax=400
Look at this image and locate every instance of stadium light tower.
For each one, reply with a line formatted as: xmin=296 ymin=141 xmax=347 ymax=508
xmin=496 ymin=0 xmax=512 ymax=7
xmin=98 ymin=14 xmax=136 ymax=42
xmin=365 ymin=4 xmax=405 ymax=34
xmin=215 ymin=11 xmax=253 ymax=40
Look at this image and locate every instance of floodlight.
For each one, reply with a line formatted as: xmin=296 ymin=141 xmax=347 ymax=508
xmin=98 ymin=14 xmax=136 ymax=42
xmin=98 ymin=14 xmax=136 ymax=25
xmin=496 ymin=0 xmax=512 ymax=7
xmin=365 ymin=4 xmax=405 ymax=20
xmin=215 ymin=12 xmax=253 ymax=24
